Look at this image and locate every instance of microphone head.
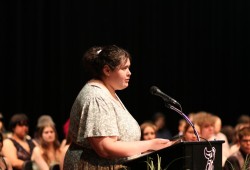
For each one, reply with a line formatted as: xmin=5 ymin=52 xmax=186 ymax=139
xmin=150 ymin=86 xmax=160 ymax=95
xmin=150 ymin=85 xmax=182 ymax=111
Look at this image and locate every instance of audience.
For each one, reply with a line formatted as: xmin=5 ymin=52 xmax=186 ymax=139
xmin=221 ymin=125 xmax=236 ymax=146
xmin=2 ymin=113 xmax=36 ymax=170
xmin=193 ymin=111 xmax=215 ymax=140
xmin=182 ymin=123 xmax=200 ymax=142
xmin=31 ymin=118 xmax=63 ymax=170
xmin=0 ymin=111 xmax=248 ymax=169
xmin=152 ymin=112 xmax=172 ymax=139
xmin=140 ymin=121 xmax=157 ymax=140
xmin=60 ymin=118 xmax=71 ymax=170
xmin=171 ymin=119 xmax=187 ymax=141
xmin=0 ymin=113 xmax=6 ymax=134
xmin=213 ymin=115 xmax=231 ymax=167
xmin=59 ymin=141 xmax=69 ymax=170
xmin=33 ymin=115 xmax=55 ymax=146
xmin=0 ymin=132 xmax=12 ymax=170
xmin=224 ymin=126 xmax=250 ymax=170
xmin=0 ymin=113 xmax=11 ymax=139
xmin=187 ymin=112 xmax=196 ymax=122
xmin=228 ymin=122 xmax=250 ymax=157
xmin=63 ymin=118 xmax=70 ymax=139
xmin=193 ymin=111 xmax=230 ymax=167
xmin=177 ymin=119 xmax=186 ymax=137
xmin=237 ymin=114 xmax=250 ymax=125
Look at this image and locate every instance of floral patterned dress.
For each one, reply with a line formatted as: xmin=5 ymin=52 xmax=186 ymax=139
xmin=63 ymin=82 xmax=141 ymax=170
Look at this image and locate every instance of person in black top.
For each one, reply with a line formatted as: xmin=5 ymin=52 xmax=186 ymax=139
xmin=224 ymin=127 xmax=250 ymax=170
xmin=2 ymin=113 xmax=35 ymax=170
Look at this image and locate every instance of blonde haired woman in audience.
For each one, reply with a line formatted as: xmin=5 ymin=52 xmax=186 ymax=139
xmin=31 ymin=121 xmax=63 ymax=170
xmin=140 ymin=121 xmax=157 ymax=140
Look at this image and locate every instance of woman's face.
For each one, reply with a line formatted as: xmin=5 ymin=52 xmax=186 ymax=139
xmin=184 ymin=125 xmax=200 ymax=142
xmin=14 ymin=121 xmax=29 ymax=138
xmin=142 ymin=126 xmax=156 ymax=140
xmin=42 ymin=126 xmax=56 ymax=143
xmin=106 ymin=57 xmax=131 ymax=90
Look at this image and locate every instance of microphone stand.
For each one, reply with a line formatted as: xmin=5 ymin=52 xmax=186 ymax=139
xmin=165 ymin=103 xmax=200 ymax=141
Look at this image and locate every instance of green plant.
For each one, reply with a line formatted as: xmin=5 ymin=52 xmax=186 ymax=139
xmin=145 ymin=154 xmax=162 ymax=170
xmin=144 ymin=154 xmax=189 ymax=170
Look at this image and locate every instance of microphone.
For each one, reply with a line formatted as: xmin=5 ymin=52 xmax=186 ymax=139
xmin=150 ymin=86 xmax=199 ymax=141
xmin=150 ymin=86 xmax=181 ymax=109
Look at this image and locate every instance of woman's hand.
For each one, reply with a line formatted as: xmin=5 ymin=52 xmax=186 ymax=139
xmin=148 ymin=138 xmax=174 ymax=151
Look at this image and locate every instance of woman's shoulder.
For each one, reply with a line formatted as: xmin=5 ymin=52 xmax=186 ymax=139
xmin=31 ymin=146 xmax=44 ymax=162
xmin=84 ymin=82 xmax=104 ymax=92
xmin=78 ymin=82 xmax=108 ymax=99
xmin=2 ymin=138 xmax=14 ymax=146
xmin=32 ymin=146 xmax=43 ymax=155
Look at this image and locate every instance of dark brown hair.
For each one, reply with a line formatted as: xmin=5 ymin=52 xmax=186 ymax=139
xmin=9 ymin=113 xmax=29 ymax=132
xmin=82 ymin=45 xmax=131 ymax=79
xmin=238 ymin=126 xmax=250 ymax=140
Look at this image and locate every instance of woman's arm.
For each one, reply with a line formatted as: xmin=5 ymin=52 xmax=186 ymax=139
xmin=88 ymin=136 xmax=173 ymax=159
xmin=3 ymin=157 xmax=13 ymax=170
xmin=31 ymin=147 xmax=49 ymax=170
xmin=2 ymin=139 xmax=24 ymax=169
xmin=59 ymin=144 xmax=69 ymax=170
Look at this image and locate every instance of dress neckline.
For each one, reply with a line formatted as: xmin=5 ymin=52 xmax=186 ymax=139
xmin=87 ymin=81 xmax=126 ymax=110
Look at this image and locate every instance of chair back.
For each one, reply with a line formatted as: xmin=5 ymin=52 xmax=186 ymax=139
xmin=22 ymin=161 xmax=33 ymax=170
xmin=50 ymin=164 xmax=60 ymax=170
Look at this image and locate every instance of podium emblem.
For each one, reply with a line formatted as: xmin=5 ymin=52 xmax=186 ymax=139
xmin=204 ymin=147 xmax=216 ymax=170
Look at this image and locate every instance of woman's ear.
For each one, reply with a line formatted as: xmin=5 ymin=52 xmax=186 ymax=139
xmin=103 ymin=65 xmax=111 ymax=76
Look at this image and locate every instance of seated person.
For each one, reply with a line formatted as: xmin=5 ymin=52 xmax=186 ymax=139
xmin=31 ymin=120 xmax=64 ymax=170
xmin=140 ymin=121 xmax=157 ymax=140
xmin=193 ymin=111 xmax=230 ymax=166
xmin=182 ymin=123 xmax=200 ymax=142
xmin=33 ymin=115 xmax=55 ymax=146
xmin=2 ymin=113 xmax=36 ymax=170
xmin=224 ymin=127 xmax=250 ymax=170
xmin=0 ymin=132 xmax=12 ymax=170
xmin=152 ymin=112 xmax=172 ymax=139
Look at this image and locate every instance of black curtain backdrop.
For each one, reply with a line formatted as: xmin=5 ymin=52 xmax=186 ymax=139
xmin=0 ymin=0 xmax=250 ymax=140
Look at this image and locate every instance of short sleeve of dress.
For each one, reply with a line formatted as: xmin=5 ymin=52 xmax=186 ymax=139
xmin=80 ymin=96 xmax=120 ymax=138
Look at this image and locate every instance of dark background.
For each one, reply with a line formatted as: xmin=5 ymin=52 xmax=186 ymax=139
xmin=1 ymin=1 xmax=250 ymax=140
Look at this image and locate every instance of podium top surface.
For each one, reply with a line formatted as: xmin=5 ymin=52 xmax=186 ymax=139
xmin=124 ymin=140 xmax=224 ymax=170
xmin=126 ymin=140 xmax=224 ymax=161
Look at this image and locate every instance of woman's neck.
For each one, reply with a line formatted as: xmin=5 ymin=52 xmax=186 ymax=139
xmin=88 ymin=79 xmax=124 ymax=109
xmin=89 ymin=79 xmax=116 ymax=98
xmin=12 ymin=133 xmax=26 ymax=141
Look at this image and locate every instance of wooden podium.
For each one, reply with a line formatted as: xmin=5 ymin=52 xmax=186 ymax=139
xmin=124 ymin=140 xmax=224 ymax=170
